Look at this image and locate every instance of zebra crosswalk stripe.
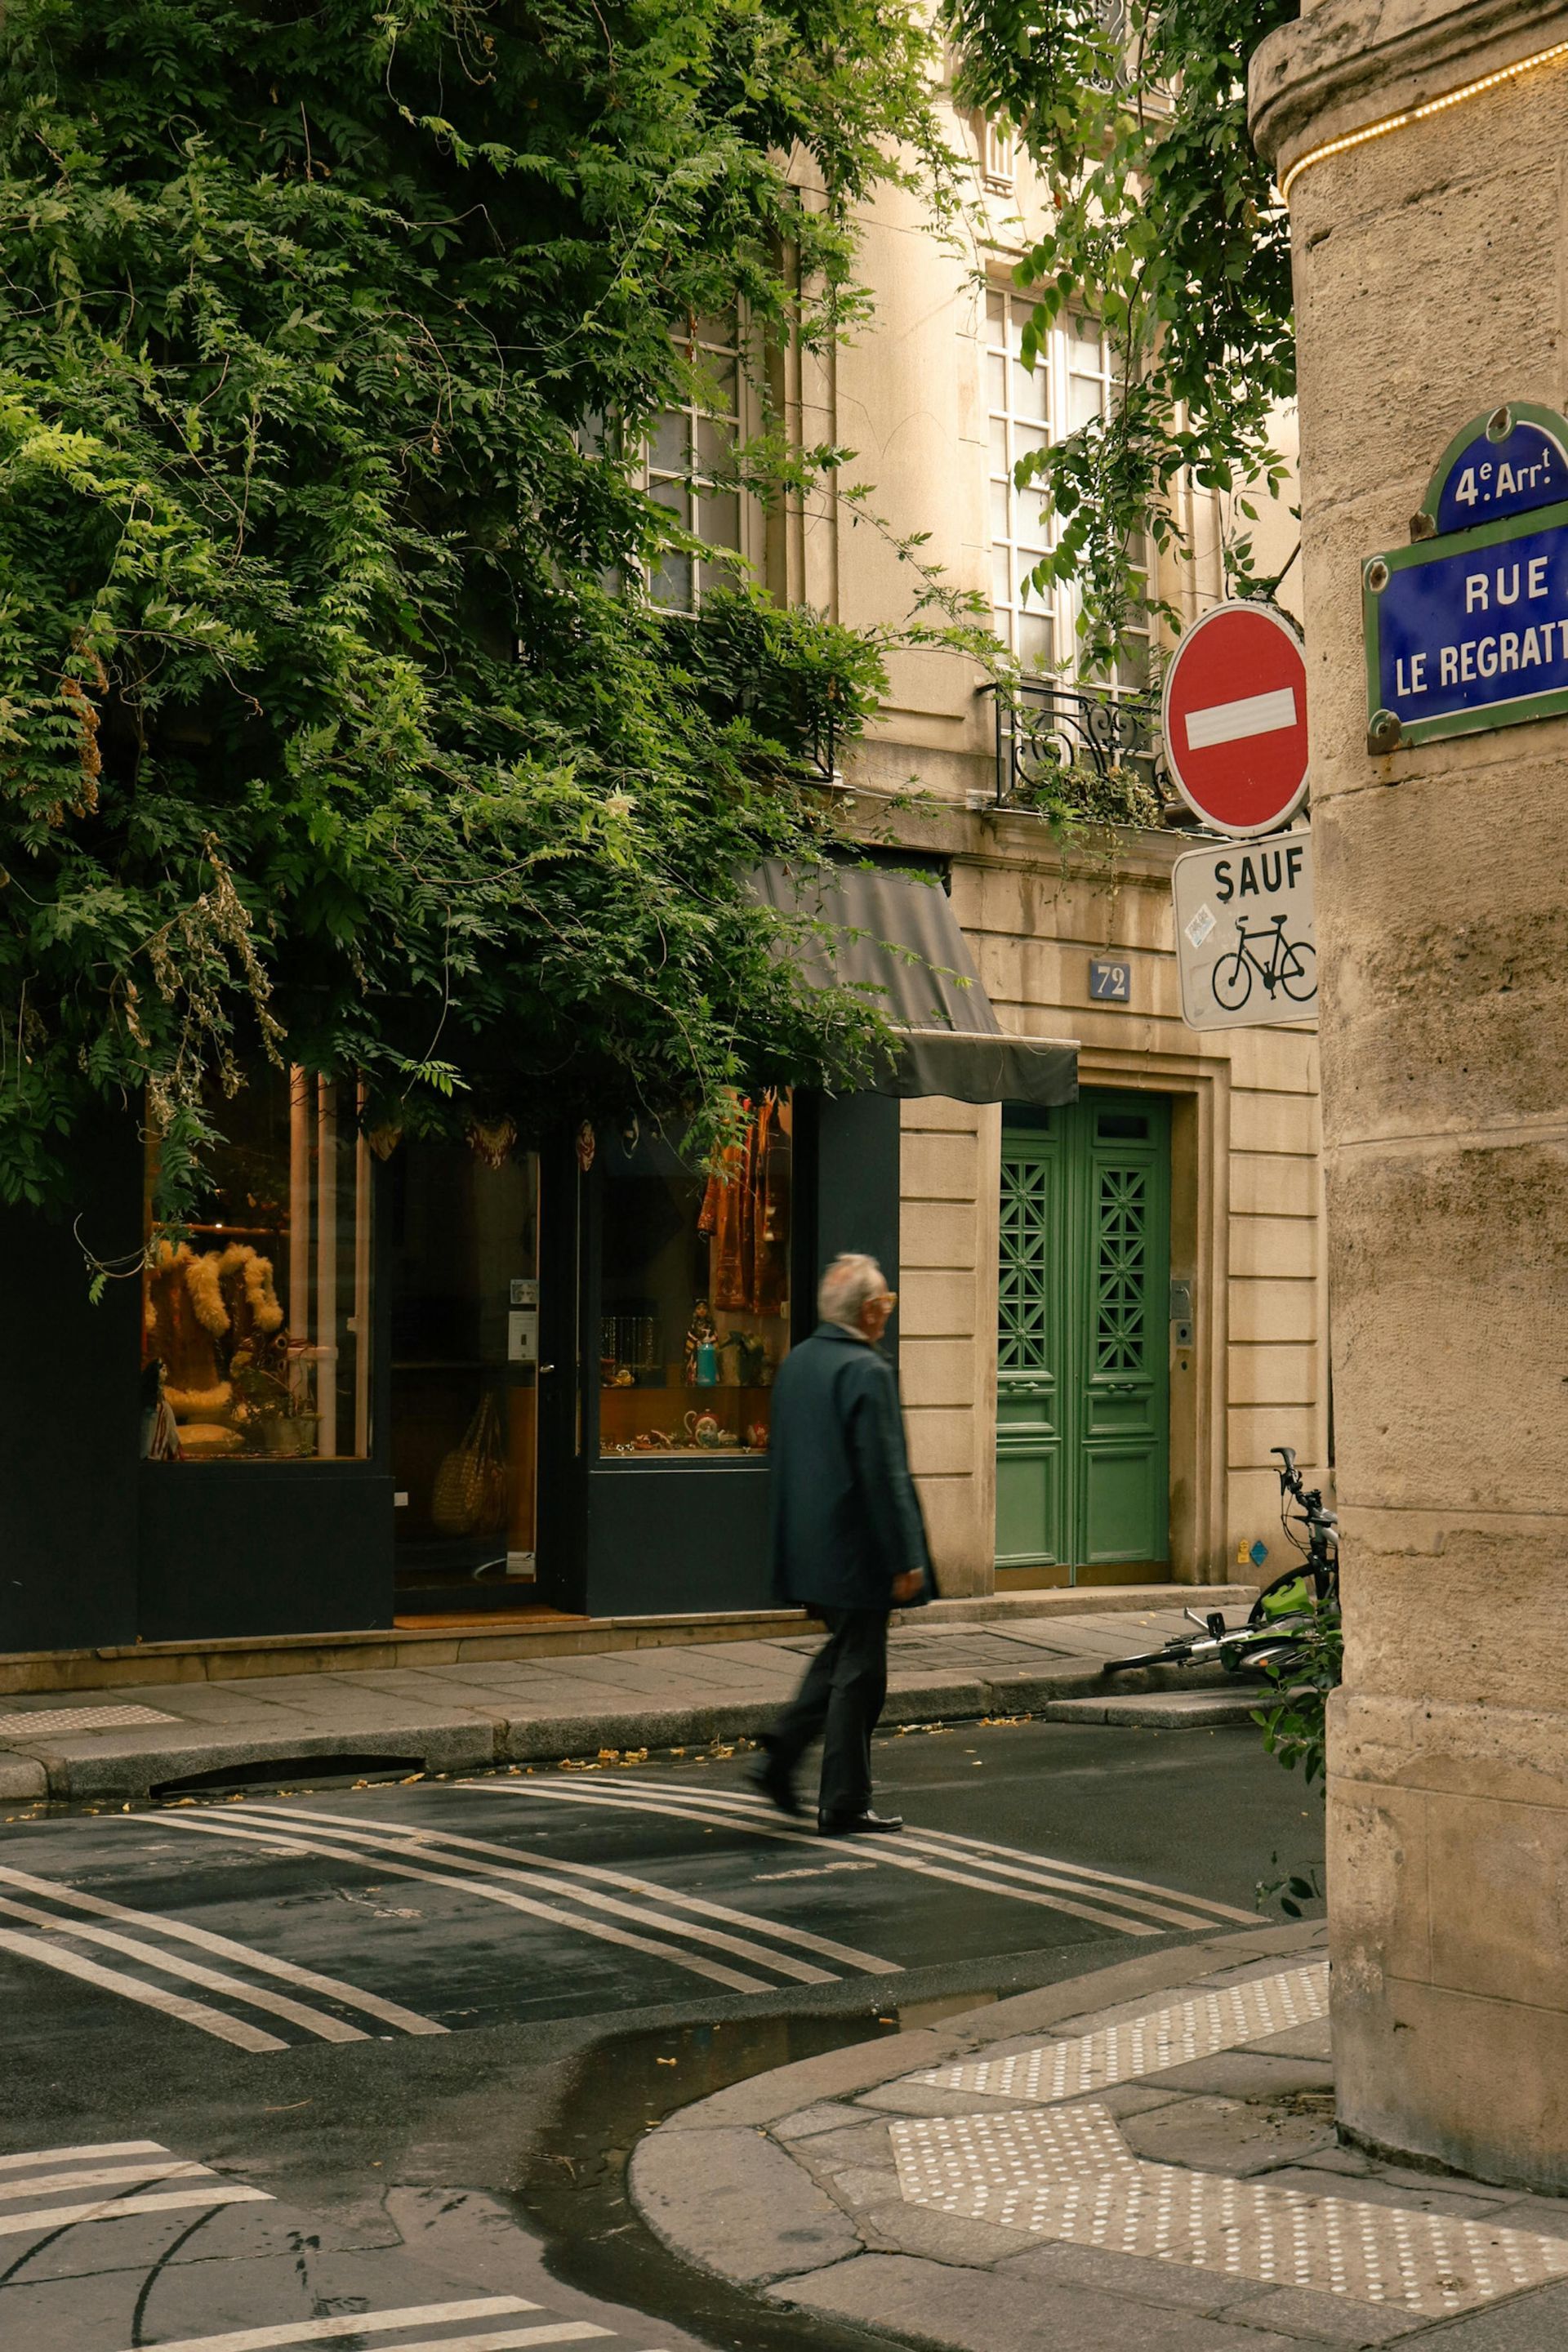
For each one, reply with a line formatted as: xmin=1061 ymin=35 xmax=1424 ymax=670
xmin=0 ymin=2184 xmax=271 ymax=2236
xmin=238 ymin=1800 xmax=900 ymax=1978
xmin=111 ymin=2296 xmax=545 ymax=2352
xmin=0 ymin=1864 xmax=443 ymax=2037
xmin=154 ymin=1813 xmax=777 ymax=1996
xmin=481 ymin=1781 xmax=1162 ymax=1936
xmin=0 ymin=1928 xmax=288 ymax=2051
xmin=0 ymin=1893 xmax=370 ymax=2043
xmin=605 ymin=1777 xmax=1255 ymax=1929
xmin=232 ymin=1811 xmax=834 ymax=1985
xmin=0 ymin=2139 xmax=167 ymax=2170
xmin=0 ymin=2158 xmax=212 ymax=2203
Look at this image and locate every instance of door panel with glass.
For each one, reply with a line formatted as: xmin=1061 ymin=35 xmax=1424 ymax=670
xmin=996 ymin=1094 xmax=1170 ymax=1582
xmin=387 ymin=1143 xmax=543 ymax=1610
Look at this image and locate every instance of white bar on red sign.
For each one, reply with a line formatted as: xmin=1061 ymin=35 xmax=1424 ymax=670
xmin=1183 ymin=686 xmax=1298 ymax=751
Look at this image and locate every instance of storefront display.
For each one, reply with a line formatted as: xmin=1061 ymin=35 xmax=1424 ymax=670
xmin=387 ymin=1138 xmax=541 ymax=1601
xmin=598 ymin=1097 xmax=791 ymax=1459
xmin=140 ymin=1067 xmax=371 ymax=1462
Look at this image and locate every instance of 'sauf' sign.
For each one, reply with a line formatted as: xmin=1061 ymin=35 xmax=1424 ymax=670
xmin=1171 ymin=835 xmax=1316 ymax=1033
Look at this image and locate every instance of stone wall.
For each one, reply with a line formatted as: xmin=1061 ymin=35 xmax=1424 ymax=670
xmin=1253 ymin=0 xmax=1568 ymax=2189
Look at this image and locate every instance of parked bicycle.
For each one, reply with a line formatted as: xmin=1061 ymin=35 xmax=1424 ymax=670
xmin=1103 ymin=1446 xmax=1338 ymax=1681
xmin=1212 ymin=914 xmax=1316 ymax=1012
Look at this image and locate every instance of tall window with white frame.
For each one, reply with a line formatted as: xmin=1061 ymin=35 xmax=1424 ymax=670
xmin=987 ymin=285 xmax=1054 ymax=670
xmin=987 ymin=289 xmax=1152 ymax=690
xmin=647 ymin=314 xmax=746 ymax=612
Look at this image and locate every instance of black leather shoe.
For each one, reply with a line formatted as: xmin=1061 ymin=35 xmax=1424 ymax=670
xmin=746 ymin=1750 xmax=804 ymax=1820
xmin=817 ymin=1809 xmax=903 ymax=1836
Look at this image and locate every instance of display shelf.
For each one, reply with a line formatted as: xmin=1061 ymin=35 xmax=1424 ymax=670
xmin=599 ymin=1379 xmax=772 ymax=1458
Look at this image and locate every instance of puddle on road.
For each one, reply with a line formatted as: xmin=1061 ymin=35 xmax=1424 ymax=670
xmin=513 ymin=1995 xmax=987 ymax=2352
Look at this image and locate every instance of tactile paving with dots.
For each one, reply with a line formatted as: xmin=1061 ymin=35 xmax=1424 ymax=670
xmin=917 ymin=1960 xmax=1330 ymax=2104
xmin=890 ymin=2103 xmax=1568 ymax=2320
xmin=0 ymin=1704 xmax=180 ymax=1734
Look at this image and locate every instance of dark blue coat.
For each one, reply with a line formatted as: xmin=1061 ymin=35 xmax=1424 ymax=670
xmin=768 ymin=1322 xmax=934 ymax=1612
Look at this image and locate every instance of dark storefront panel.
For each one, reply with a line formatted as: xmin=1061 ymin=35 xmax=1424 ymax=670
xmin=137 ymin=1463 xmax=394 ymax=1642
xmin=584 ymin=1463 xmax=773 ymax=1615
xmin=0 ymin=1123 xmax=142 ymax=1655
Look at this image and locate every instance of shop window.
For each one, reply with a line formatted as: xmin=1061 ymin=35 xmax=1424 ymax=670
xmin=140 ymin=1069 xmax=371 ymax=1462
xmin=599 ymin=1097 xmax=791 ymax=1459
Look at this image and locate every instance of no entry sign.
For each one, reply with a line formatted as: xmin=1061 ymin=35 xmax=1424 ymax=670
xmin=1161 ymin=602 xmax=1309 ymax=836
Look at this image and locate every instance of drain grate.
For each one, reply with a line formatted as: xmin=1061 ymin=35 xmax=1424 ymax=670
xmin=0 ymin=1704 xmax=180 ymax=1735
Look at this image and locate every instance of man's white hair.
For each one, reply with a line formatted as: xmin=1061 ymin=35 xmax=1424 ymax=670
xmin=818 ymin=1252 xmax=886 ymax=1330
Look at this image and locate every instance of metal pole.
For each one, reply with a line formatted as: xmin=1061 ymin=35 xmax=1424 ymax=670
xmin=316 ymin=1076 xmax=338 ymax=1458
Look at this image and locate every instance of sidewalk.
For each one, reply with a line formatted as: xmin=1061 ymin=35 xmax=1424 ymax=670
xmin=0 ymin=1587 xmax=1254 ymax=1805
xmin=631 ymin=1926 xmax=1568 ymax=2351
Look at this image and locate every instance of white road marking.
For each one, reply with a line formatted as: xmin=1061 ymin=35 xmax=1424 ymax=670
xmin=1183 ymin=684 xmax=1298 ymax=751
xmin=231 ymin=1811 xmax=834 ymax=1984
xmin=117 ymin=2296 xmax=542 ymax=2352
xmin=608 ymin=1778 xmax=1256 ymax=1928
xmin=898 ymin=1822 xmax=1257 ymax=1927
xmin=492 ymin=1782 xmax=1160 ymax=1936
xmin=0 ymin=1893 xmax=369 ymax=2043
xmin=242 ymin=1798 xmax=899 ymax=1977
xmin=359 ymin=2332 xmax=608 ymax=2352
xmin=0 ymin=1862 xmax=444 ymax=2037
xmin=0 ymin=1928 xmax=287 ymax=2051
xmin=156 ymin=1815 xmax=777 ymax=1996
xmin=0 ymin=2158 xmax=211 ymax=2203
xmin=0 ymin=2183 xmax=271 ymax=2236
xmin=0 ymin=2139 xmax=167 ymax=2170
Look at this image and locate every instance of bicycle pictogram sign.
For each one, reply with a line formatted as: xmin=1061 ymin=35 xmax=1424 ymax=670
xmin=1170 ymin=835 xmax=1318 ymax=1032
xmin=1211 ymin=911 xmax=1316 ymax=1013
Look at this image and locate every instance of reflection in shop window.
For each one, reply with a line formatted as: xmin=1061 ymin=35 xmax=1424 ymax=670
xmin=599 ymin=1096 xmax=790 ymax=1458
xmin=140 ymin=1069 xmax=371 ymax=1461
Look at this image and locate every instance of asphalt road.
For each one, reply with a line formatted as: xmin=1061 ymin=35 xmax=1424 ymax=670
xmin=0 ymin=1717 xmax=1325 ymax=2352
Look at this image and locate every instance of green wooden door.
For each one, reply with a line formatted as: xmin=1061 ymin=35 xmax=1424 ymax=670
xmin=996 ymin=1092 xmax=1170 ymax=1581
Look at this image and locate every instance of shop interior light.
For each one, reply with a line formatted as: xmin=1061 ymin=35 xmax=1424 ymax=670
xmin=1279 ymin=35 xmax=1568 ymax=203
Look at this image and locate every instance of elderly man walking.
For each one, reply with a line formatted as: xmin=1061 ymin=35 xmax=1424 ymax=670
xmin=751 ymin=1252 xmax=933 ymax=1835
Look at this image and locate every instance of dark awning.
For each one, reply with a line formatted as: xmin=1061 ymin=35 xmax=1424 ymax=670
xmin=753 ymin=860 xmax=1078 ymax=1107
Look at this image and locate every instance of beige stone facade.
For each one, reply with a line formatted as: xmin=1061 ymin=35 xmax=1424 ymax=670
xmin=776 ymin=92 xmax=1330 ymax=1596
xmin=1253 ymin=0 xmax=1568 ymax=2189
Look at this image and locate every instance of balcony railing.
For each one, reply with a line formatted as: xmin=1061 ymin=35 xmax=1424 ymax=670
xmin=981 ymin=679 xmax=1168 ymax=817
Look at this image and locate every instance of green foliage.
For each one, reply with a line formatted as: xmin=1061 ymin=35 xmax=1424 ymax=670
xmin=1250 ymin=1600 xmax=1343 ymax=1793
xmin=941 ymin=0 xmax=1298 ymax=672
xmin=0 ymin=0 xmax=956 ymax=1216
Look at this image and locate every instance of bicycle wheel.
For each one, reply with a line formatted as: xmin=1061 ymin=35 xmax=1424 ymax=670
xmin=1211 ymin=951 xmax=1253 ymax=1011
xmin=1280 ymin=941 xmax=1317 ymax=1003
xmin=1103 ymin=1642 xmax=1192 ymax=1675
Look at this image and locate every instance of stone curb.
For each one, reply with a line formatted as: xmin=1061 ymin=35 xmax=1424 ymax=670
xmin=0 ymin=1655 xmax=1246 ymax=1803
xmin=629 ymin=1926 xmax=1328 ymax=2303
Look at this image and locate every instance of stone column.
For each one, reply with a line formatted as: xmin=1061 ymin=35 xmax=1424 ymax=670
xmin=1251 ymin=3 xmax=1568 ymax=2192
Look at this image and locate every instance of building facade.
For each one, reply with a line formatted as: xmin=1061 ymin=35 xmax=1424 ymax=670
xmin=0 ymin=69 xmax=1329 ymax=1682
xmin=822 ymin=90 xmax=1327 ymax=1600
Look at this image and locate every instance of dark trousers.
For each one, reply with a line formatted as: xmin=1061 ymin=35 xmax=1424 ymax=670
xmin=767 ymin=1607 xmax=889 ymax=1821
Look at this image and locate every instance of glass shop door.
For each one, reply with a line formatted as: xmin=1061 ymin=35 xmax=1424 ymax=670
xmin=388 ymin=1138 xmax=555 ymax=1618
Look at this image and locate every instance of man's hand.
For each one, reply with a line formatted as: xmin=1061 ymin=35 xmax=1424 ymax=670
xmin=892 ymin=1569 xmax=925 ymax=1603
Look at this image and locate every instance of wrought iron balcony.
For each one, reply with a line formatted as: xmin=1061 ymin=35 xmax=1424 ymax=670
xmin=980 ymin=678 xmax=1168 ymax=819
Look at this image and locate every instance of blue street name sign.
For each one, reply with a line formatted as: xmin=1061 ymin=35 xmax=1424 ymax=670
xmin=1363 ymin=402 xmax=1568 ymax=753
